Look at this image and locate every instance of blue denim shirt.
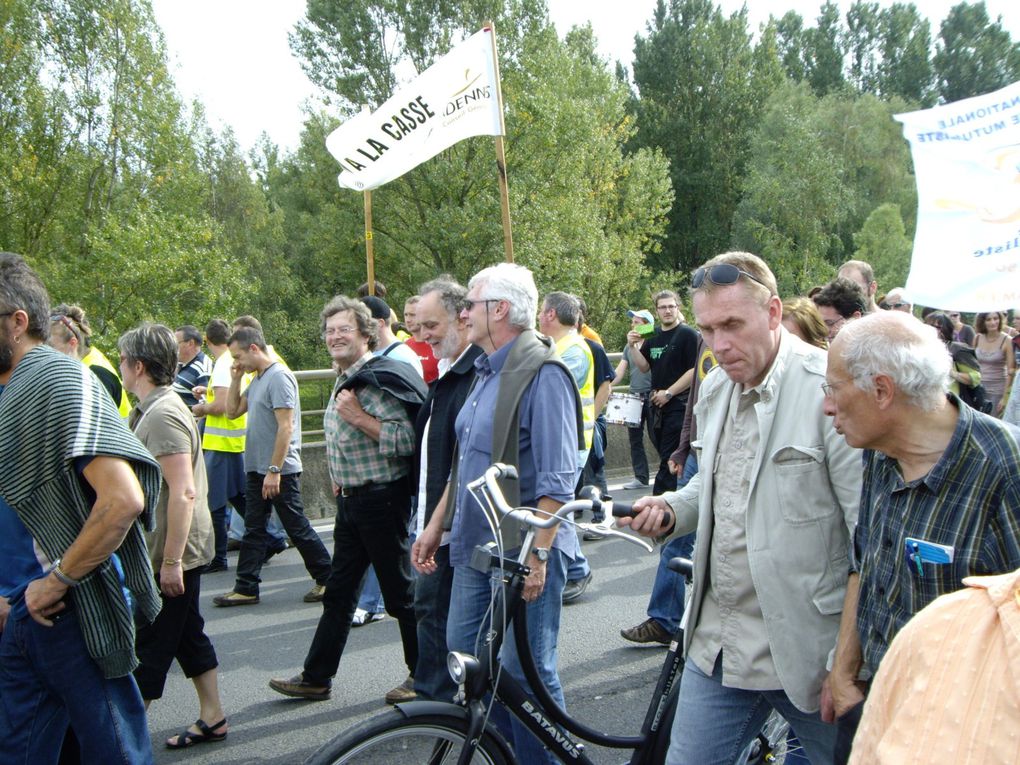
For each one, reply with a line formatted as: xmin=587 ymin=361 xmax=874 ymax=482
xmin=449 ymin=338 xmax=580 ymax=568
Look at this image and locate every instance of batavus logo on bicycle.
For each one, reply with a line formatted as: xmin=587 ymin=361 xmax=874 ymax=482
xmin=520 ymin=700 xmax=582 ymax=759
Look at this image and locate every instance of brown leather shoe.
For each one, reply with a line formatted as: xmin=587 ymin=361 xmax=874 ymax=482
xmin=384 ymin=675 xmax=417 ymax=704
xmin=620 ymin=618 xmax=672 ymax=645
xmin=269 ymin=674 xmax=331 ymax=701
xmin=212 ymin=591 xmax=259 ymax=607
xmin=303 ymin=584 xmax=326 ymax=603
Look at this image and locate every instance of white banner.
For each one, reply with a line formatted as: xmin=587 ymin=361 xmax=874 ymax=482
xmin=895 ymin=80 xmax=1020 ymax=311
xmin=325 ymin=28 xmax=503 ymax=192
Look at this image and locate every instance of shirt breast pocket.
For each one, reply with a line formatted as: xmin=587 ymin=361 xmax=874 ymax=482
xmin=771 ymin=445 xmax=836 ymax=524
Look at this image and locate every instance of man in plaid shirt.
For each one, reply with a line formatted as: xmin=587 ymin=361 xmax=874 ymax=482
xmin=821 ymin=310 xmax=1020 ymax=763
xmin=269 ymin=297 xmax=426 ymax=704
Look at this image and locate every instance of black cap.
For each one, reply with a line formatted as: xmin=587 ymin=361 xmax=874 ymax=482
xmin=360 ymin=296 xmax=391 ymax=320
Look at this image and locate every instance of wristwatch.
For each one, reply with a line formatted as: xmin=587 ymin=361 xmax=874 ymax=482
xmin=663 ymin=390 xmax=673 ymax=400
xmin=530 ymin=547 xmax=550 ymax=563
xmin=268 ymin=465 xmax=282 ymax=474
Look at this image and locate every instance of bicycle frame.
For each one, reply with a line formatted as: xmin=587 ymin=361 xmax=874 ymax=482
xmin=441 ymin=535 xmax=684 ymax=765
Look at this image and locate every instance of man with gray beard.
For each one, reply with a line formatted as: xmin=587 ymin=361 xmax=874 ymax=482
xmin=409 ymin=278 xmax=483 ymax=700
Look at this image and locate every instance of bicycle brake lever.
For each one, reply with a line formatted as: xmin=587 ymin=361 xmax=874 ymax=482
xmin=574 ymin=520 xmax=654 ymax=552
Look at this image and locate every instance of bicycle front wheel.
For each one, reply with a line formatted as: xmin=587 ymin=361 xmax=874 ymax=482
xmin=306 ymin=708 xmax=515 ymax=765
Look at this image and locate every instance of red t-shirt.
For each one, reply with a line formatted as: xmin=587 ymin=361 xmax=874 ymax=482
xmin=405 ymin=337 xmax=438 ymax=383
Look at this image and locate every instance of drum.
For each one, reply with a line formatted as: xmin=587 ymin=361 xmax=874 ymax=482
xmin=605 ymin=392 xmax=644 ymax=427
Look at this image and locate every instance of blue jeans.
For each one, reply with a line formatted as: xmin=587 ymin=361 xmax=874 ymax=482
xmin=667 ymin=654 xmax=836 ymax=765
xmin=647 ymin=454 xmax=698 ymax=633
xmin=447 ymin=548 xmax=569 ymax=765
xmin=357 ymin=566 xmax=385 ymax=612
xmin=228 ymin=504 xmax=287 ymax=545
xmin=0 ymin=604 xmax=153 ymax=765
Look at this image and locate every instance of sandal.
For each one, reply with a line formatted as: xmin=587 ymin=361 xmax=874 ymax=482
xmin=165 ymin=717 xmax=228 ymax=749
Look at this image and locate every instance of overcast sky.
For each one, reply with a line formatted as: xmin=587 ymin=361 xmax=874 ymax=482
xmin=151 ymin=0 xmax=1020 ymax=153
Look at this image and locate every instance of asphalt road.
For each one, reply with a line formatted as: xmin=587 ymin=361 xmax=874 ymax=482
xmin=148 ymin=482 xmax=671 ymax=765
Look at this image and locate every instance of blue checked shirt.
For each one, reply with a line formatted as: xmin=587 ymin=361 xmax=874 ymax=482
xmin=854 ymin=398 xmax=1020 ymax=675
xmin=324 ymin=354 xmax=416 ymax=488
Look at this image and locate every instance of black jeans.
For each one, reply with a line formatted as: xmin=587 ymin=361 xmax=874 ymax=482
xmin=303 ymin=482 xmax=418 ymax=685
xmin=234 ymin=472 xmax=332 ymax=596
xmin=648 ymin=396 xmax=687 ymax=495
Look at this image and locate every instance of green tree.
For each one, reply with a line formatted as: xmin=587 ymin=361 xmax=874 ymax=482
xmin=852 ymin=203 xmax=913 ymax=292
xmin=934 ymin=1 xmax=1020 ymax=103
xmin=844 ymin=1 xmax=882 ymax=93
xmin=877 ymin=3 xmax=934 ymax=105
xmin=630 ymin=0 xmax=783 ymax=275
xmin=804 ymin=1 xmax=847 ymax=96
xmin=732 ymin=82 xmax=916 ymax=295
xmin=0 ymin=0 xmax=253 ymax=350
xmin=773 ymin=10 xmax=807 ymax=83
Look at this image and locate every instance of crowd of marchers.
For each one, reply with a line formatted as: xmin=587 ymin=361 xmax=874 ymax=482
xmin=0 ymin=249 xmax=1017 ymax=765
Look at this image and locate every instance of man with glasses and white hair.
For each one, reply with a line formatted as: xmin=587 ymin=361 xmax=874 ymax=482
xmin=819 ymin=310 xmax=1020 ymax=764
xmin=621 ymin=251 xmax=862 ymax=764
xmin=414 ymin=263 xmax=582 ymax=764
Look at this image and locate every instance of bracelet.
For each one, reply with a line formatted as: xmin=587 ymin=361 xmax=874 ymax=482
xmin=162 ymin=558 xmax=182 ymax=567
xmin=49 ymin=558 xmax=81 ymax=588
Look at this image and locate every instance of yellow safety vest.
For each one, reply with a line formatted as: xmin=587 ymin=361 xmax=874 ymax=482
xmin=81 ymin=346 xmax=131 ymax=418
xmin=202 ymin=351 xmax=249 ymax=453
xmin=555 ymin=333 xmax=595 ymax=450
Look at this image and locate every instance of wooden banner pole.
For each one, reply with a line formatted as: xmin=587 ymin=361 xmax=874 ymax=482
xmin=486 ymin=21 xmax=514 ymax=263
xmin=364 ymin=189 xmax=376 ymax=295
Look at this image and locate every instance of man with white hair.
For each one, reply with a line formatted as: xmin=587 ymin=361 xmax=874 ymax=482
xmin=414 ymin=263 xmax=582 ymax=764
xmin=820 ymin=310 xmax=1020 ymax=763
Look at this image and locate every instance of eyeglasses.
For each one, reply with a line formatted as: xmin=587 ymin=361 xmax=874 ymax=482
xmin=821 ymin=380 xmax=850 ymax=397
xmin=463 ymin=298 xmax=501 ymax=311
xmin=0 ymin=311 xmax=15 ymax=320
xmin=823 ymin=316 xmax=847 ymax=329
xmin=322 ymin=326 xmax=357 ymax=338
xmin=692 ymin=263 xmax=772 ymax=292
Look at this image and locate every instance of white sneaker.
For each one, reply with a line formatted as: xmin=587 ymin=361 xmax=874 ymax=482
xmin=352 ymin=608 xmax=386 ymax=627
xmin=622 ymin=478 xmax=649 ymax=490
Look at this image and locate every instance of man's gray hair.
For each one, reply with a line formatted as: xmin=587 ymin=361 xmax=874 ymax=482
xmin=542 ymin=291 xmax=580 ymax=327
xmin=419 ymin=276 xmax=467 ymax=321
xmin=837 ymin=311 xmax=950 ymax=411
xmin=468 ymin=263 xmax=538 ymax=331
xmin=320 ymin=295 xmax=378 ymax=350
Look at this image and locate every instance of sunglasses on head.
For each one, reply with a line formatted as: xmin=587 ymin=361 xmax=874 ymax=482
xmin=692 ymin=263 xmax=771 ymax=292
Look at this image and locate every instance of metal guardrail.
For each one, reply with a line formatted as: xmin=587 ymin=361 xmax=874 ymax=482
xmin=295 ymin=351 xmax=627 ymax=446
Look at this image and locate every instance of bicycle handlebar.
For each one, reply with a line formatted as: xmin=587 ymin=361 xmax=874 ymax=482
xmin=469 ymin=463 xmax=654 ymax=553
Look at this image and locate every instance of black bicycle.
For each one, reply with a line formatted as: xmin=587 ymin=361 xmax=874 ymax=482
xmin=306 ymin=463 xmax=804 ymax=765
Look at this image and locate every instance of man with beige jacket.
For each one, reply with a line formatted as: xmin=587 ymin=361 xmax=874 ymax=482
xmin=623 ymin=252 xmax=862 ymax=765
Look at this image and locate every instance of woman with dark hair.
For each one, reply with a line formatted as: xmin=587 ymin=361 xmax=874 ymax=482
xmin=925 ymin=312 xmax=985 ymax=411
xmin=118 ymin=323 xmax=229 ymax=749
xmin=973 ymin=311 xmax=1016 ymax=415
